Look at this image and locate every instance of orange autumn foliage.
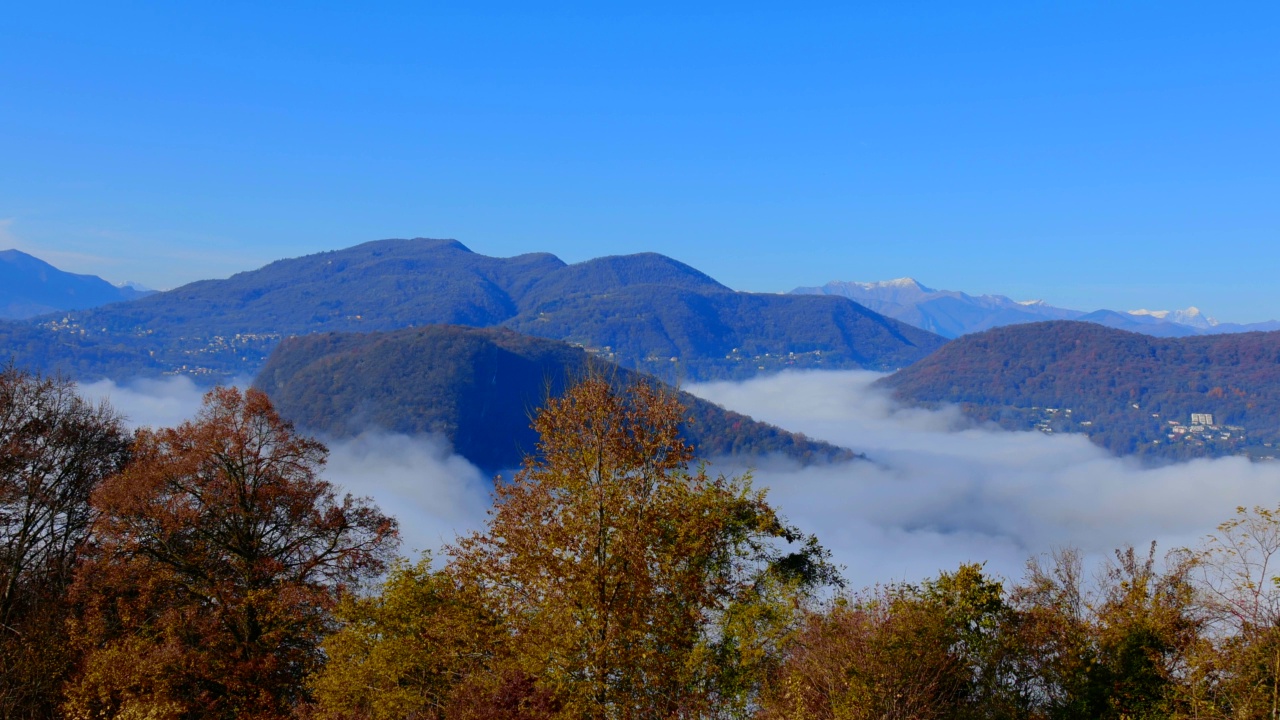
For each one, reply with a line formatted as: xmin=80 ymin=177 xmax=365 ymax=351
xmin=64 ymin=387 xmax=397 ymax=720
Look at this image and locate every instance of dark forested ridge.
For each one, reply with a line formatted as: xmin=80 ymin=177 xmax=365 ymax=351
xmin=254 ymin=324 xmax=859 ymax=472
xmin=1 ymin=237 xmax=945 ymax=383
xmin=879 ymin=321 xmax=1280 ymax=459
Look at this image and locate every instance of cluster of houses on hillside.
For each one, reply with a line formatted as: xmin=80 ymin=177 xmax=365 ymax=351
xmin=1028 ymin=405 xmax=1254 ymax=452
xmin=1166 ymin=413 xmax=1244 ymax=444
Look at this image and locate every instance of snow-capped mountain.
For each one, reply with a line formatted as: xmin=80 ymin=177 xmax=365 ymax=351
xmin=792 ymin=279 xmax=1278 ymax=339
xmin=116 ymin=280 xmax=157 ymax=295
xmin=1129 ymin=306 xmax=1218 ymax=330
xmin=791 ymin=278 xmax=1083 ymax=338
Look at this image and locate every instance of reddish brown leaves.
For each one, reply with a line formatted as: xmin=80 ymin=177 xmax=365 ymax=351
xmin=66 ymin=387 xmax=397 ymax=720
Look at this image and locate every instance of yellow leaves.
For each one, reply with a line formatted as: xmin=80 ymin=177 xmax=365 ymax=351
xmin=62 ymin=636 xmax=187 ymax=720
xmin=309 ymin=555 xmax=509 ymax=720
xmin=310 ymin=374 xmax=834 ymax=719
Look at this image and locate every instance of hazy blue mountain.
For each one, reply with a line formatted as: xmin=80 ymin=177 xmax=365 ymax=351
xmin=791 ymin=278 xmax=1083 ymax=338
xmin=254 ymin=324 xmax=859 ymax=472
xmin=2 ymin=238 xmax=945 ymax=383
xmin=1074 ymin=309 xmax=1203 ymax=337
xmin=1215 ymin=320 xmax=1280 ymax=333
xmin=792 ymin=277 xmax=1279 ymax=339
xmin=878 ymin=321 xmax=1280 ymax=460
xmin=0 ymin=249 xmax=153 ymax=319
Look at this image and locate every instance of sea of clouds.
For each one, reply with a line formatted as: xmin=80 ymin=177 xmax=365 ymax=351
xmin=686 ymin=371 xmax=1280 ymax=587
xmin=75 ymin=371 xmax=1280 ymax=589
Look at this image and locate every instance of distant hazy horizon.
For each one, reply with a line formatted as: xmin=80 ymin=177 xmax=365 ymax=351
xmin=4 ymin=4 xmax=1278 ymax=320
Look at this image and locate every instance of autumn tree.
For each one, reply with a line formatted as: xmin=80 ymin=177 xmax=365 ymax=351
xmin=64 ymin=387 xmax=398 ymax=720
xmin=1183 ymin=505 xmax=1280 ymax=719
xmin=321 ymin=374 xmax=836 ymax=720
xmin=1007 ymin=544 xmax=1203 ymax=720
xmin=1002 ymin=548 xmax=1099 ymax=717
xmin=759 ymin=564 xmax=1012 ymax=720
xmin=0 ymin=365 xmax=130 ymax=720
xmin=307 ymin=554 xmax=526 ymax=720
xmin=455 ymin=375 xmax=837 ymax=718
xmin=1090 ymin=544 xmax=1202 ymax=719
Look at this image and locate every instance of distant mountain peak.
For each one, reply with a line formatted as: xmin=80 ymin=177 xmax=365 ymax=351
xmin=1129 ymin=306 xmax=1218 ymax=329
xmin=793 ymin=275 xmax=1272 ymax=339
xmin=790 ymin=278 xmax=1085 ymax=338
xmin=1129 ymin=308 xmax=1171 ymax=319
xmin=852 ymin=277 xmax=932 ymax=292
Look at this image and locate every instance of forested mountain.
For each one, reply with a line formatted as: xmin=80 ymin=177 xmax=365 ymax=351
xmin=0 ymin=249 xmax=151 ymax=319
xmin=878 ymin=321 xmax=1280 ymax=459
xmin=3 ymin=238 xmax=945 ymax=383
xmin=254 ymin=324 xmax=858 ymax=471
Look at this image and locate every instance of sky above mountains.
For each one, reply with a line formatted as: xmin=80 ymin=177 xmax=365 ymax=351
xmin=3 ymin=3 xmax=1278 ymax=320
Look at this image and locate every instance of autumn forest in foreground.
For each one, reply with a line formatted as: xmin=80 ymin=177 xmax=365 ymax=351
xmin=6 ymin=365 xmax=1280 ymax=720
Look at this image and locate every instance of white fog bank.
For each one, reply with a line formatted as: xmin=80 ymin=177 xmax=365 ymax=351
xmin=75 ymin=372 xmax=1280 ymax=590
xmin=688 ymin=370 xmax=1280 ymax=588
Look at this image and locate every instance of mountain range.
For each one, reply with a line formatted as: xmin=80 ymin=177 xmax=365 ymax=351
xmin=877 ymin=321 xmax=1280 ymax=460
xmin=0 ymin=249 xmax=152 ymax=319
xmin=0 ymin=238 xmax=945 ymax=383
xmin=792 ymin=278 xmax=1280 ymax=339
xmin=254 ymin=324 xmax=858 ymax=472
xmin=8 ymin=242 xmax=1280 ymax=464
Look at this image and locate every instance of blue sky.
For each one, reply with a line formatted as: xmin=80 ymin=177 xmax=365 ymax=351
xmin=2 ymin=3 xmax=1278 ymax=320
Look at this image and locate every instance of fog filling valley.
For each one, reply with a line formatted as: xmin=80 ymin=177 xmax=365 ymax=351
xmin=77 ymin=371 xmax=1280 ymax=589
xmin=75 ymin=376 xmax=494 ymax=559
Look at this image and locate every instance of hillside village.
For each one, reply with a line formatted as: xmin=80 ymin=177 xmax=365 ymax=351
xmin=1026 ymin=405 xmax=1276 ymax=460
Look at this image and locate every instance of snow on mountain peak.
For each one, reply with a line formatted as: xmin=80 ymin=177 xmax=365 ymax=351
xmin=850 ymin=277 xmax=928 ymax=291
xmin=1128 ymin=307 xmax=1218 ymax=328
xmin=1174 ymin=306 xmax=1218 ymax=328
xmin=885 ymin=277 xmax=921 ymax=287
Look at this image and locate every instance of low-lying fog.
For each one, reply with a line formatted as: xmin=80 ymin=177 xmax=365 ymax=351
xmin=78 ymin=371 xmax=1280 ymax=589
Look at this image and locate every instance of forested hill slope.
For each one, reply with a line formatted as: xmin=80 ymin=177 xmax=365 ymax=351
xmin=254 ymin=324 xmax=859 ymax=472
xmin=66 ymin=238 xmax=565 ymax=337
xmin=878 ymin=321 xmax=1280 ymax=459
xmin=6 ymin=237 xmax=945 ymax=382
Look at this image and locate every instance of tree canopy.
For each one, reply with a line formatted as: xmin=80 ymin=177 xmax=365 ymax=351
xmin=64 ymin=387 xmax=398 ymax=720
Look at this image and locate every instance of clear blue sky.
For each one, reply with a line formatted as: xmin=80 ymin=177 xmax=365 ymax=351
xmin=2 ymin=3 xmax=1278 ymax=320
